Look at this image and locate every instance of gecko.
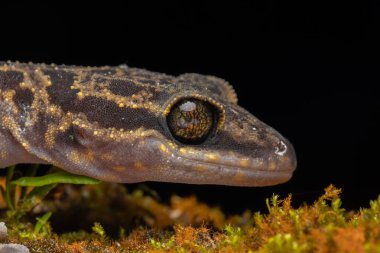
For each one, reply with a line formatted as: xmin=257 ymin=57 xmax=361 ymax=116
xmin=0 ymin=61 xmax=296 ymax=186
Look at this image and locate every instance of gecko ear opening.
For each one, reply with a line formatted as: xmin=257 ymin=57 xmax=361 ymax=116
xmin=72 ymin=124 xmax=92 ymax=146
xmin=71 ymin=124 xmax=106 ymax=148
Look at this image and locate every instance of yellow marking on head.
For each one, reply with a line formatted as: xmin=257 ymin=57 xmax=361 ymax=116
xmin=179 ymin=148 xmax=188 ymax=154
xmin=1 ymin=115 xmax=31 ymax=152
xmin=134 ymin=161 xmax=145 ymax=170
xmin=69 ymin=80 xmax=159 ymax=112
xmin=47 ymin=105 xmax=64 ymax=117
xmin=59 ymin=113 xmax=158 ymax=144
xmin=168 ymin=141 xmax=177 ymax=149
xmin=204 ymin=153 xmax=220 ymax=162
xmin=56 ymin=114 xmax=72 ymax=132
xmin=239 ymin=158 xmax=250 ymax=168
xmin=15 ymin=68 xmax=64 ymax=130
xmin=1 ymin=90 xmax=19 ymax=114
xmin=45 ymin=124 xmax=59 ymax=148
xmin=2 ymin=90 xmax=16 ymax=103
xmin=68 ymin=150 xmax=82 ymax=165
xmin=77 ymin=91 xmax=84 ymax=99
xmin=187 ymin=148 xmax=199 ymax=156
xmin=160 ymin=144 xmax=168 ymax=153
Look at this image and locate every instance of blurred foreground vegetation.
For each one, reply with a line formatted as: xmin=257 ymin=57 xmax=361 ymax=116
xmin=0 ymin=167 xmax=379 ymax=253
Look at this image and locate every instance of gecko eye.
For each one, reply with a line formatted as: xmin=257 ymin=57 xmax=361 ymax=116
xmin=167 ymin=98 xmax=218 ymax=144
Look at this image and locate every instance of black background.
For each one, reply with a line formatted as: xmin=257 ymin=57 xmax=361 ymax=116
xmin=1 ymin=1 xmax=379 ymax=214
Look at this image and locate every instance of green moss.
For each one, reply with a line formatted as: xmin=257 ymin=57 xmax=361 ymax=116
xmin=362 ymin=195 xmax=380 ymax=223
xmin=263 ymin=233 xmax=309 ymax=253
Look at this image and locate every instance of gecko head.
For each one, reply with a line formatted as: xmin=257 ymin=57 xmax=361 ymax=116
xmin=38 ymin=70 xmax=296 ymax=186
xmin=150 ymin=93 xmax=297 ymax=186
xmin=148 ymin=74 xmax=297 ymax=186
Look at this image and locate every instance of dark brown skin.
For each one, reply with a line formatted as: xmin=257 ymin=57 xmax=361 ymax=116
xmin=0 ymin=61 xmax=296 ymax=186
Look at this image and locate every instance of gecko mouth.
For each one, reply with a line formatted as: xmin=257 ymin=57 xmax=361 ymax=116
xmin=169 ymin=145 xmax=297 ymax=187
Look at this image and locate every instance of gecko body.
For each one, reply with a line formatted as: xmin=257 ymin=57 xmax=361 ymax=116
xmin=0 ymin=61 xmax=296 ymax=186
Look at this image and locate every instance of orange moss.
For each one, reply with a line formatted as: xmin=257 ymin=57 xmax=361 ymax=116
xmin=309 ymin=229 xmax=330 ymax=253
xmin=333 ymin=227 xmax=365 ymax=253
xmin=1 ymin=184 xmax=379 ymax=253
xmin=170 ymin=195 xmax=225 ymax=228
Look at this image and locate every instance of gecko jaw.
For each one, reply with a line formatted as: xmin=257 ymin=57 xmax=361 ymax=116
xmin=160 ymin=140 xmax=297 ymax=187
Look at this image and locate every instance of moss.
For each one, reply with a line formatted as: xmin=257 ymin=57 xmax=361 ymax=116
xmin=1 ymin=182 xmax=380 ymax=252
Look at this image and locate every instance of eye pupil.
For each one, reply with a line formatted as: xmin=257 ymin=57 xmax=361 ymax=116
xmin=167 ymin=99 xmax=216 ymax=144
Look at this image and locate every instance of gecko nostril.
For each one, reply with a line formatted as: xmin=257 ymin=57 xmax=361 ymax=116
xmin=274 ymin=140 xmax=288 ymax=156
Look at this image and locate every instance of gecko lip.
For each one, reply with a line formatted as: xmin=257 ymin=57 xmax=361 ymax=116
xmin=170 ymin=143 xmax=297 ymax=186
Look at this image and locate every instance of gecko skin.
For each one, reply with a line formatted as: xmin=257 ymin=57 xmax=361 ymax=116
xmin=0 ymin=61 xmax=296 ymax=186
